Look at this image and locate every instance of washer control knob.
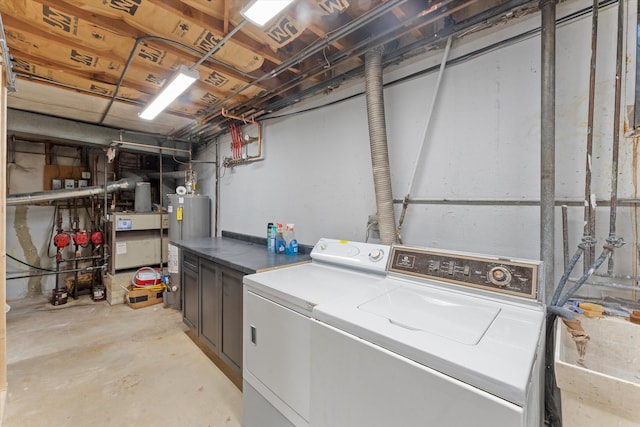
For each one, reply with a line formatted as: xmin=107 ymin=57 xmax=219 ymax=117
xmin=488 ymin=266 xmax=512 ymax=288
xmin=369 ymin=249 xmax=384 ymax=262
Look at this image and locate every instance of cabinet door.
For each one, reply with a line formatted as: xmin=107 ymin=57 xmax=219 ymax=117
xmin=200 ymin=260 xmax=221 ymax=352
xmin=220 ymin=266 xmax=244 ymax=372
xmin=182 ymin=254 xmax=199 ymax=331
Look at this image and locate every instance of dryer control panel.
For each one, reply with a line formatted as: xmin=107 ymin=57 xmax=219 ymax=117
xmin=311 ymin=238 xmax=390 ymax=274
xmin=388 ymin=246 xmax=541 ymax=299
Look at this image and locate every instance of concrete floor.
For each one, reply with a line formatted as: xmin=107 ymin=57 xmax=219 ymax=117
xmin=3 ymin=296 xmax=243 ymax=427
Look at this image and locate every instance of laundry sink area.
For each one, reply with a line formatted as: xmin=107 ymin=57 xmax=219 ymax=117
xmin=555 ymin=315 xmax=640 ymax=426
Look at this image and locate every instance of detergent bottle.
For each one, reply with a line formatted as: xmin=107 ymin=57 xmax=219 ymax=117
xmin=284 ymin=224 xmax=298 ymax=256
xmin=275 ymin=223 xmax=286 ymax=254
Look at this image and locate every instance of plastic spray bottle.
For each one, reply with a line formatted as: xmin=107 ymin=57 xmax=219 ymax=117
xmin=267 ymin=222 xmax=273 ymax=251
xmin=284 ymin=224 xmax=298 ymax=256
xmin=275 ymin=223 xmax=286 ymax=254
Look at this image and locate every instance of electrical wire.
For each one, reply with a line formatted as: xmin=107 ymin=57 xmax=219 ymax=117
xmin=6 ymin=265 xmax=105 ymax=280
xmin=6 ymin=253 xmax=56 ymax=272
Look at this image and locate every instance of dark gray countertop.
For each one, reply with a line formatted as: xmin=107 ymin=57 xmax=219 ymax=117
xmin=170 ymin=233 xmax=311 ymax=274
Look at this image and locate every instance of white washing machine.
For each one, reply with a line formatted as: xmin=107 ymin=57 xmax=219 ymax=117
xmin=242 ymin=238 xmax=393 ymax=427
xmin=311 ymin=245 xmax=545 ymax=427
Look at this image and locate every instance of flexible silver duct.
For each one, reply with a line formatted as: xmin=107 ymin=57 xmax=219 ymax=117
xmin=6 ymin=177 xmax=141 ymax=206
xmin=365 ymin=47 xmax=397 ymax=245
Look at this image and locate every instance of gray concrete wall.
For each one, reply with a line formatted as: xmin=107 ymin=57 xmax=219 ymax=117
xmin=195 ymin=0 xmax=638 ymax=300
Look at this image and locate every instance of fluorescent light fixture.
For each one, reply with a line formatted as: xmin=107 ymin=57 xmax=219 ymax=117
xmin=139 ymin=65 xmax=199 ymax=120
xmin=241 ymin=0 xmax=294 ymax=27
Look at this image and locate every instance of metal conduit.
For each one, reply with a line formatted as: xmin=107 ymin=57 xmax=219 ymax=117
xmin=583 ymin=0 xmax=600 ymax=272
xmin=540 ymin=0 xmax=556 ymax=304
xmin=397 ymin=36 xmax=453 ymax=243
xmin=540 ymin=2 xmax=559 ymax=426
xmin=103 ymin=154 xmax=109 ymax=265
xmin=391 ymin=197 xmax=640 ymax=206
xmin=607 ymin=0 xmax=626 ymax=273
xmin=365 ymin=47 xmax=397 ymax=245
xmin=159 ymin=150 xmax=164 ymax=272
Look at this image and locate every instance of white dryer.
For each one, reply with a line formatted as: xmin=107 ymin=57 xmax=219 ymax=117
xmin=311 ymin=245 xmax=545 ymax=427
xmin=242 ymin=238 xmax=393 ymax=427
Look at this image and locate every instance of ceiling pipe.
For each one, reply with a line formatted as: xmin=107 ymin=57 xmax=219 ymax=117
xmin=245 ymin=0 xmax=466 ymax=115
xmin=6 ymin=177 xmax=140 ymax=206
xmin=365 ymin=46 xmax=397 ymax=245
xmin=183 ymin=0 xmax=525 ymax=141
xmin=230 ymin=0 xmax=609 ymax=137
xmin=192 ymin=0 xmax=412 ymax=122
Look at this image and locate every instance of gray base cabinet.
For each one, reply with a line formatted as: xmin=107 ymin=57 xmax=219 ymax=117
xmin=200 ymin=261 xmax=221 ymax=353
xmin=181 ymin=250 xmax=244 ymax=375
xmin=220 ymin=266 xmax=244 ymax=371
xmin=182 ymin=252 xmax=199 ymax=331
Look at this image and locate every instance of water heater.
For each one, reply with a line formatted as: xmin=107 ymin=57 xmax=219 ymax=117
xmin=167 ymin=194 xmax=211 ymax=309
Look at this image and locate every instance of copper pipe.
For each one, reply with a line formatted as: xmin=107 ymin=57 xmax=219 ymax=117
xmin=221 ymin=116 xmax=263 ymax=166
xmin=221 ymin=108 xmax=256 ymax=124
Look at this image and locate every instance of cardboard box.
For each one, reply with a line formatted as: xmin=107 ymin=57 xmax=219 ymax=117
xmin=126 ymin=286 xmax=163 ymax=309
